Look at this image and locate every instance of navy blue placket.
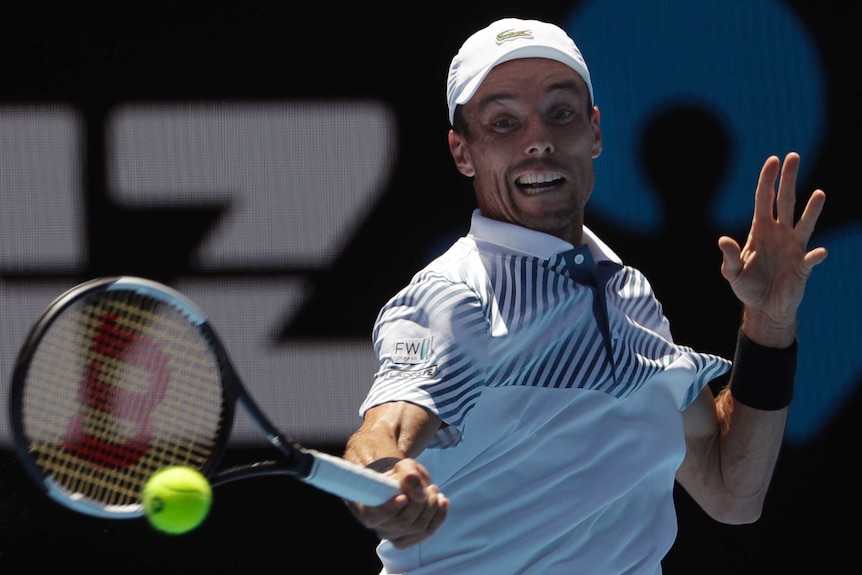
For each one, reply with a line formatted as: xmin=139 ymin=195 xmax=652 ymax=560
xmin=557 ymin=245 xmax=619 ymax=383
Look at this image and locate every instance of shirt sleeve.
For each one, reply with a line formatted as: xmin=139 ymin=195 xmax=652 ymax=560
xmin=611 ymin=265 xmax=731 ymax=410
xmin=359 ymin=274 xmax=491 ymax=448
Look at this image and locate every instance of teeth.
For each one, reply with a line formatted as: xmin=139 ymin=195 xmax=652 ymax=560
xmin=516 ymin=173 xmax=563 ymax=185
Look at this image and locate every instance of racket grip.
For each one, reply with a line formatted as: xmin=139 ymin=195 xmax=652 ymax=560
xmin=304 ymin=449 xmax=401 ymax=506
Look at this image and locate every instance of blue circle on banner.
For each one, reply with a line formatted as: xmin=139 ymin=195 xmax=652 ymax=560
xmin=562 ymin=0 xmax=826 ymax=233
xmin=561 ymin=0 xmax=856 ymax=447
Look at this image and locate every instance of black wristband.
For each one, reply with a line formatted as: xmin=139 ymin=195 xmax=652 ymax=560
xmin=729 ymin=329 xmax=797 ymax=410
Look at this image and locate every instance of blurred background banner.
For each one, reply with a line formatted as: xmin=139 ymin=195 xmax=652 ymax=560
xmin=1 ymin=1 xmax=858 ymax=573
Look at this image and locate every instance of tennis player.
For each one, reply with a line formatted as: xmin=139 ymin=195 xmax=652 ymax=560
xmin=343 ymin=17 xmax=827 ymax=574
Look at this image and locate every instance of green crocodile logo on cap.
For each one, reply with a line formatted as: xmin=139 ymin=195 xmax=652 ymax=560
xmin=495 ymin=29 xmax=534 ymax=44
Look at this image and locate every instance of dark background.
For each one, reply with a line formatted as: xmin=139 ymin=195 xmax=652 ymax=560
xmin=1 ymin=1 xmax=859 ymax=573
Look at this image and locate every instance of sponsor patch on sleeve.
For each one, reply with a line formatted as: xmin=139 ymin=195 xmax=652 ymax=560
xmin=382 ymin=365 xmax=437 ymax=380
xmin=391 ymin=337 xmax=432 ymax=364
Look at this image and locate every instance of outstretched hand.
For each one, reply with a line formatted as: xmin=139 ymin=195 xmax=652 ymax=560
xmin=718 ymin=152 xmax=827 ymax=345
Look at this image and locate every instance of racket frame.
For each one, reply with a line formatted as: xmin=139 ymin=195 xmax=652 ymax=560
xmin=10 ymin=276 xmax=397 ymax=519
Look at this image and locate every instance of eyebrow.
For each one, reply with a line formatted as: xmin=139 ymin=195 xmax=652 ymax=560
xmin=475 ymin=80 xmax=585 ymax=111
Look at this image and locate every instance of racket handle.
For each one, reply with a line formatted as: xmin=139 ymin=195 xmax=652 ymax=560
xmin=304 ymin=449 xmax=401 ymax=506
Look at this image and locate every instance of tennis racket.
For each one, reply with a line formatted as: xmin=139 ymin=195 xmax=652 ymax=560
xmin=9 ymin=275 xmax=400 ymax=519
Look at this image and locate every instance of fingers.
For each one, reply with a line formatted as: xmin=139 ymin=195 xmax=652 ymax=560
xmin=719 ymin=152 xmax=827 ymax=322
xmin=717 ymin=235 xmax=742 ymax=280
xmin=387 ymin=485 xmax=450 ymax=549
xmin=362 ymin=484 xmax=448 ymax=548
xmin=795 ymin=188 xmax=826 ymax=247
xmin=349 ymin=459 xmax=449 ymax=548
xmin=753 ymin=152 xmax=827 ymax=250
xmin=755 ymin=152 xmax=798 ymax=224
xmin=775 ymin=153 xmax=828 ymax=265
xmin=754 ymin=152 xmax=806 ymax=226
xmin=753 ymin=155 xmax=780 ymax=223
xmin=401 ymin=467 xmax=432 ymax=501
xmin=775 ymin=152 xmax=800 ymax=225
xmin=803 ymin=245 xmax=829 ymax=273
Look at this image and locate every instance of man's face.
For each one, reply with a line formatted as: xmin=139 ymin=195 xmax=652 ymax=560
xmin=449 ymin=58 xmax=602 ymax=244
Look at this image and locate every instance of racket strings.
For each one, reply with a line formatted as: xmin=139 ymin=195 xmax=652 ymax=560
xmin=21 ymin=289 xmax=227 ymax=511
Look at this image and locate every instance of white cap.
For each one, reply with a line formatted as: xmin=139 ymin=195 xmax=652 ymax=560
xmin=446 ymin=18 xmax=594 ymax=125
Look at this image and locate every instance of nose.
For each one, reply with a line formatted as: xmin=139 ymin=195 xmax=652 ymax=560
xmin=523 ymin=118 xmax=555 ymax=156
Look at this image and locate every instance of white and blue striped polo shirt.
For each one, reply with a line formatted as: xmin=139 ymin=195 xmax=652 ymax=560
xmin=361 ymin=210 xmax=731 ymax=574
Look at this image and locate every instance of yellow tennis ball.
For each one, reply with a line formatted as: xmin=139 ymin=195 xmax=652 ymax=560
xmin=141 ymin=466 xmax=212 ymax=535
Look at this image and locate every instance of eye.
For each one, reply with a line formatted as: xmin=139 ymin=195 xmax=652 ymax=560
xmin=491 ymin=117 xmax=518 ymax=132
xmin=549 ymin=108 xmax=575 ymax=123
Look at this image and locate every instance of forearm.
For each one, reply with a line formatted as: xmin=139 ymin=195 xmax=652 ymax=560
xmin=344 ymin=426 xmax=406 ymax=468
xmin=680 ymin=325 xmax=796 ymax=523
xmin=715 ymin=323 xmax=796 ymax=516
xmin=344 ymin=401 xmax=442 ymax=467
xmin=342 ymin=402 xmax=449 ymax=545
xmin=714 ymin=387 xmax=787 ymax=507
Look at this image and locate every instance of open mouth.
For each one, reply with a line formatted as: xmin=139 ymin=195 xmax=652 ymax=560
xmin=515 ymin=172 xmax=566 ymax=194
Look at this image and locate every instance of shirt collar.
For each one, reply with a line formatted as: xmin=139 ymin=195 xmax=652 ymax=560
xmin=466 ymin=209 xmax=623 ymax=264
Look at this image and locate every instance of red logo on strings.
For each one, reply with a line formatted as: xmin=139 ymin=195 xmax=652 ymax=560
xmin=63 ymin=312 xmax=171 ymax=469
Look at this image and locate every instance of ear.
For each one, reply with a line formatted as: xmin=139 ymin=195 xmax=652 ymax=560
xmin=591 ymin=107 xmax=603 ymax=159
xmin=448 ymin=130 xmax=475 ymax=177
